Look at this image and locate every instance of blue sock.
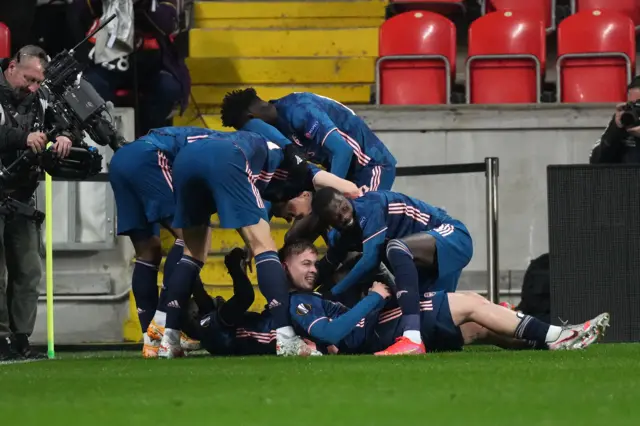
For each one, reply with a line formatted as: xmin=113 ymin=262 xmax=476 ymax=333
xmin=165 ymin=255 xmax=204 ymax=330
xmin=255 ymin=251 xmax=290 ymax=330
xmin=386 ymin=240 xmax=420 ymax=332
xmin=514 ymin=312 xmax=551 ymax=344
xmin=158 ymin=239 xmax=184 ymax=310
xmin=132 ymin=259 xmax=160 ymax=333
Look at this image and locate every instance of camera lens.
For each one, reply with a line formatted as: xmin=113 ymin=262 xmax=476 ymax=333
xmin=620 ymin=111 xmax=637 ymax=128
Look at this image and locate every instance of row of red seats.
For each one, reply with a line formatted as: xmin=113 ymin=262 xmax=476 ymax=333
xmin=0 ymin=23 xmax=9 ymax=58
xmin=377 ymin=9 xmax=636 ymax=105
xmin=389 ymin=0 xmax=640 ymax=32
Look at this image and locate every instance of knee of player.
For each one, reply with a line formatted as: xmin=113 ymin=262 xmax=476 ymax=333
xmin=239 ymin=219 xmax=277 ymax=255
xmin=132 ymin=235 xmax=163 ymax=263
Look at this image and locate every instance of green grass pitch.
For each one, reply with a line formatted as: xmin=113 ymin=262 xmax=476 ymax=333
xmin=1 ymin=344 xmax=639 ymax=426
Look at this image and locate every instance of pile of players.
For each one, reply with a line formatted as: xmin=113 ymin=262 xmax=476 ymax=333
xmin=108 ymin=89 xmax=610 ymax=358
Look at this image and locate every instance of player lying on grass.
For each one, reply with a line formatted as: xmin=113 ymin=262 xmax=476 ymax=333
xmin=109 ymin=126 xmax=219 ymax=358
xmin=221 ymin=89 xmax=398 ymax=244
xmin=156 ymin=124 xmax=330 ymax=358
xmin=308 ymin=187 xmax=473 ymax=355
xmin=284 ymin=241 xmax=611 ymax=355
xmin=179 ymin=246 xmax=393 ymax=356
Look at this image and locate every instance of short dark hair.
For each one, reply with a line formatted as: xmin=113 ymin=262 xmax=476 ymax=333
xmin=13 ymin=45 xmax=49 ymax=68
xmin=628 ymin=76 xmax=640 ymax=91
xmin=220 ymin=88 xmax=259 ymax=129
xmin=278 ymin=240 xmax=318 ymax=263
xmin=311 ymin=187 xmax=342 ymax=221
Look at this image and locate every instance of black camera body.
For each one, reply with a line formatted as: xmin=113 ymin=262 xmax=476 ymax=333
xmin=620 ymin=101 xmax=640 ymax=129
xmin=43 ymin=49 xmax=125 ymax=152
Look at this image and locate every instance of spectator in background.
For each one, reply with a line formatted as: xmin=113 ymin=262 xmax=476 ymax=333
xmin=590 ymin=76 xmax=640 ymax=164
xmin=72 ymin=0 xmax=190 ymax=137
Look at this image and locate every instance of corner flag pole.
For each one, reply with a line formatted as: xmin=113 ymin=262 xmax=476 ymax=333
xmin=45 ymin=144 xmax=55 ymax=359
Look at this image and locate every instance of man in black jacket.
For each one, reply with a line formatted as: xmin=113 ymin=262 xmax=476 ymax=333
xmin=590 ymin=76 xmax=640 ymax=164
xmin=0 ymin=45 xmax=72 ymax=360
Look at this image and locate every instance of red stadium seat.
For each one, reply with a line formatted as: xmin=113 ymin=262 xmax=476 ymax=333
xmin=466 ymin=11 xmax=546 ymax=104
xmin=572 ymin=0 xmax=640 ymax=28
xmin=557 ymin=10 xmax=635 ymax=103
xmin=376 ymin=11 xmax=456 ymax=105
xmin=483 ymin=0 xmax=555 ymax=32
xmin=388 ymin=0 xmax=465 ymax=17
xmin=0 ymin=23 xmax=10 ymax=58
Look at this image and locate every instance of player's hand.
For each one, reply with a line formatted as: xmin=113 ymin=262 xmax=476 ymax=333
xmin=370 ymin=281 xmax=390 ymax=299
xmin=53 ymin=135 xmax=73 ymax=158
xmin=615 ymin=103 xmax=627 ymax=128
xmin=26 ymin=131 xmax=47 ymax=154
xmin=224 ymin=247 xmax=248 ymax=274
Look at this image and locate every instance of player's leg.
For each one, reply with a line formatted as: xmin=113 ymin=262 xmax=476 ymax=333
xmin=212 ymin=145 xmax=320 ymax=356
xmin=448 ymin=292 xmax=610 ymax=350
xmin=382 ymin=238 xmax=425 ymax=354
xmin=109 ymin=143 xmax=174 ymax=357
xmin=158 ymin=143 xmax=215 ymax=358
xmin=408 ymin=221 xmax=474 ymax=292
xmin=379 ymin=224 xmax=472 ymax=355
xmin=148 ymin=226 xmax=204 ymax=352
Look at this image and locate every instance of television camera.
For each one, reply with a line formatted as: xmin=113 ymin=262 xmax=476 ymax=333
xmin=0 ymin=14 xmax=124 ymax=225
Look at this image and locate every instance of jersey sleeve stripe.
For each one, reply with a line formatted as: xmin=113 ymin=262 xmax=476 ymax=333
xmin=307 ymin=316 xmax=328 ymax=334
xmin=362 ymin=226 xmax=388 ymax=243
xmin=369 ymin=165 xmax=382 ymax=191
xmin=337 ymin=129 xmax=371 ymax=166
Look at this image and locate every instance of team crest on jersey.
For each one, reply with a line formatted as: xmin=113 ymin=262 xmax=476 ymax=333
xmin=423 ymin=292 xmax=436 ymax=298
xmin=296 ymin=303 xmax=312 ymax=316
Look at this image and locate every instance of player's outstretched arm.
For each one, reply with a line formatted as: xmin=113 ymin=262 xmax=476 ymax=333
xmin=292 ymin=283 xmax=390 ymax=345
xmin=312 ymin=170 xmax=361 ymax=199
xmin=242 ymin=118 xmax=291 ymax=148
xmin=219 ymin=248 xmax=256 ymax=326
xmin=290 ymin=108 xmax=353 ymax=179
xmin=323 ymin=130 xmax=354 ymax=179
xmin=331 ymin=230 xmax=387 ymax=296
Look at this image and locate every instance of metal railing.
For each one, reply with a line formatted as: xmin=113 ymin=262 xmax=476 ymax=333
xmin=395 ymin=157 xmax=500 ymax=303
xmin=39 ymin=156 xmax=501 ymax=302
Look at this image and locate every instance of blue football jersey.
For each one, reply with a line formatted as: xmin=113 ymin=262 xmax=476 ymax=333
xmin=328 ymin=191 xmax=454 ymax=295
xmin=266 ymin=92 xmax=396 ymax=180
xmin=142 ymin=126 xmax=219 ymax=162
xmin=289 ymin=291 xmax=385 ymax=354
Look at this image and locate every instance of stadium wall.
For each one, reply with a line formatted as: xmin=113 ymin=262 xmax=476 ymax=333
xmin=31 ymin=103 xmax=612 ymax=344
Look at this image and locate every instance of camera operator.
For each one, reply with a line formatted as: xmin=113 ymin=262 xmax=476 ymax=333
xmin=590 ymin=77 xmax=640 ymax=164
xmin=0 ymin=45 xmax=73 ymax=360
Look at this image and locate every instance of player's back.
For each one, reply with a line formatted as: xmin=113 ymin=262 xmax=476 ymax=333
xmin=274 ymin=93 xmax=394 ymax=167
xmin=355 ymin=190 xmax=454 ymax=239
xmin=142 ymin=126 xmax=219 ymax=162
xmin=231 ymin=130 xmax=287 ymax=192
